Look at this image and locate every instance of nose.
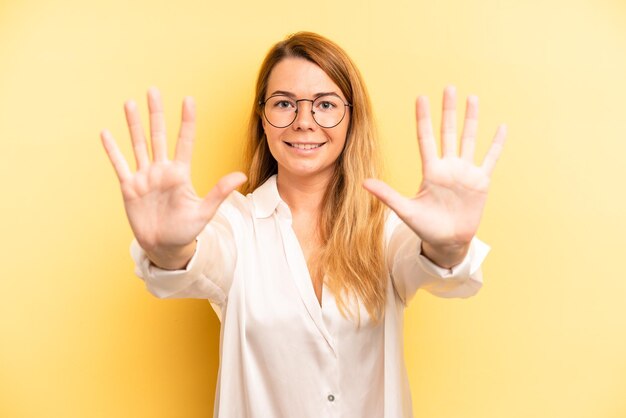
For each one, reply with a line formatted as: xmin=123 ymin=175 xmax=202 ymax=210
xmin=292 ymin=99 xmax=317 ymax=130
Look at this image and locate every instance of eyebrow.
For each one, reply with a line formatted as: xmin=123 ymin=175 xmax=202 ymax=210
xmin=268 ymin=90 xmax=342 ymax=99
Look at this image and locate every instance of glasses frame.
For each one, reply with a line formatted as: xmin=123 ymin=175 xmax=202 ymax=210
xmin=259 ymin=93 xmax=353 ymax=129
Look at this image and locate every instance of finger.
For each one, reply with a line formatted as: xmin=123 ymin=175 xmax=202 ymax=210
xmin=147 ymin=87 xmax=168 ymax=162
xmin=440 ymin=85 xmax=457 ymax=157
xmin=100 ymin=129 xmax=132 ymax=183
xmin=362 ymin=178 xmax=411 ymax=218
xmin=460 ymin=95 xmax=479 ymax=162
xmin=481 ymin=124 xmax=507 ymax=177
xmin=416 ymin=96 xmax=437 ymax=171
xmin=124 ymin=100 xmax=150 ymax=170
xmin=174 ymin=96 xmax=196 ymax=165
xmin=200 ymin=172 xmax=248 ymax=219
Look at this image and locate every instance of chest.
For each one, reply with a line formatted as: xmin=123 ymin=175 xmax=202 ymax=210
xmin=225 ymin=216 xmax=387 ymax=416
xmin=239 ymin=214 xmax=380 ymax=335
xmin=291 ymin=213 xmax=324 ymax=305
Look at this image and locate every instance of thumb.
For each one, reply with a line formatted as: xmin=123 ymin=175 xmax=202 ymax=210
xmin=200 ymin=172 xmax=248 ymax=219
xmin=363 ymin=178 xmax=410 ymax=218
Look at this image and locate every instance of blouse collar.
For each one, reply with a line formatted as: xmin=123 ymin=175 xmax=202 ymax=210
xmin=251 ymin=174 xmax=287 ymax=219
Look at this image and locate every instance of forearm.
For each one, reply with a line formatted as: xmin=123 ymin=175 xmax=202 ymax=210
xmin=385 ymin=215 xmax=489 ymax=302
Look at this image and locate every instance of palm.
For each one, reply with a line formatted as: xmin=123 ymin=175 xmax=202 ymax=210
xmin=364 ymin=86 xmax=506 ymax=255
xmin=101 ymin=88 xmax=246 ymax=254
xmin=122 ymin=161 xmax=207 ymax=249
xmin=407 ymin=156 xmax=490 ymax=246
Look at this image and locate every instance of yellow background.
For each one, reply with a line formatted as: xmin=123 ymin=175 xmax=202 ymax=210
xmin=1 ymin=0 xmax=625 ymax=417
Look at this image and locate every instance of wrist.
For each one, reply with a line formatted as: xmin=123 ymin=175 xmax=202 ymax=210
xmin=146 ymin=240 xmax=197 ymax=270
xmin=420 ymin=240 xmax=470 ymax=269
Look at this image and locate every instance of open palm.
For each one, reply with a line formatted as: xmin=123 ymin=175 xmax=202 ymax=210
xmin=364 ymin=86 xmax=506 ymax=265
xmin=101 ymin=88 xmax=246 ymax=268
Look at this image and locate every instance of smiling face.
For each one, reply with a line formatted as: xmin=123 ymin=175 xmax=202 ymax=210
xmin=262 ymin=57 xmax=350 ymax=183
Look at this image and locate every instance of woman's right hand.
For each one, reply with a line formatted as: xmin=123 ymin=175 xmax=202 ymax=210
xmin=101 ymin=87 xmax=247 ymax=269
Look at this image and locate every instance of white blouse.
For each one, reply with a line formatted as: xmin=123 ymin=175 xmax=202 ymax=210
xmin=130 ymin=175 xmax=489 ymax=418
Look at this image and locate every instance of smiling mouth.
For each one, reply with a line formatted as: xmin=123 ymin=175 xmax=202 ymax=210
xmin=284 ymin=142 xmax=326 ymax=150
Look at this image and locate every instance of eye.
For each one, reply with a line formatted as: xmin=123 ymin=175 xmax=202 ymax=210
xmin=270 ymin=97 xmax=296 ymax=110
xmin=276 ymin=100 xmax=293 ymax=108
xmin=318 ymin=101 xmax=336 ymax=110
xmin=314 ymin=95 xmax=342 ymax=112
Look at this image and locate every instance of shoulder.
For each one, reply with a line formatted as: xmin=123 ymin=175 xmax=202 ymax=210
xmin=216 ymin=191 xmax=254 ymax=225
xmin=217 ymin=175 xmax=282 ymax=229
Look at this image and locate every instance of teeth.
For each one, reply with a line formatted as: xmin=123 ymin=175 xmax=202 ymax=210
xmin=290 ymin=143 xmax=323 ymax=150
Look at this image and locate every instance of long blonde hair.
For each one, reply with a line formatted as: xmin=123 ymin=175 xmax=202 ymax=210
xmin=241 ymin=32 xmax=387 ymax=322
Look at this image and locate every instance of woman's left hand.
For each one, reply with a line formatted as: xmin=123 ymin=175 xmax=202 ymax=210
xmin=363 ymin=86 xmax=507 ymax=268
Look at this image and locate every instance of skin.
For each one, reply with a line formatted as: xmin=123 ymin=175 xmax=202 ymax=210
xmin=101 ymin=60 xmax=506 ymax=304
xmin=363 ymin=90 xmax=507 ymax=268
xmin=262 ymin=58 xmax=350 ymax=188
xmin=100 ymin=89 xmax=246 ymax=269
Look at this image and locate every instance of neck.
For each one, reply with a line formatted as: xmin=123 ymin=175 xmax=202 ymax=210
xmin=276 ymin=170 xmax=332 ymax=215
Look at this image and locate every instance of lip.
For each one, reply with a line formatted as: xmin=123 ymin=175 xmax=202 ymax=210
xmin=284 ymin=141 xmax=327 ymax=145
xmin=283 ymin=141 xmax=327 ymax=152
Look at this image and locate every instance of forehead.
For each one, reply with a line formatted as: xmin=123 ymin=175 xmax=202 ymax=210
xmin=266 ymin=57 xmax=343 ymax=97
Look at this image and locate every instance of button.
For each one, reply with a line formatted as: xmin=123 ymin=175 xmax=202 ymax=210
xmin=327 ymin=394 xmax=335 ymax=402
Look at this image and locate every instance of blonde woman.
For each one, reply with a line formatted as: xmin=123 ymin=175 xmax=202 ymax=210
xmin=101 ymin=32 xmax=506 ymax=418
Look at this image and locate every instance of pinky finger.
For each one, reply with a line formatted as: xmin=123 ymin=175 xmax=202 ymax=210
xmin=101 ymin=129 xmax=132 ymax=183
xmin=481 ymin=124 xmax=507 ymax=177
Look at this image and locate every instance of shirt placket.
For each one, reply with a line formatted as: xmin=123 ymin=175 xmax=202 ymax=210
xmin=276 ymin=210 xmax=343 ymax=416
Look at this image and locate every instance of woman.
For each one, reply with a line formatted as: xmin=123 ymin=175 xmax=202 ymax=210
xmin=101 ymin=32 xmax=506 ymax=418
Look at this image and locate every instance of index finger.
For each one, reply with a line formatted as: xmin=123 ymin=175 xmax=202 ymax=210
xmin=174 ymin=96 xmax=196 ymax=164
xmin=416 ymin=96 xmax=437 ymax=171
xmin=124 ymin=100 xmax=150 ymax=170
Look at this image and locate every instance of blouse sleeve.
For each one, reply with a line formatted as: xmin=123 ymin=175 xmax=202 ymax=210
xmin=385 ymin=211 xmax=490 ymax=306
xmin=129 ymin=209 xmax=237 ymax=305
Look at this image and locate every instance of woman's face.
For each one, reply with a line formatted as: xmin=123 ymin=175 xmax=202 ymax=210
xmin=262 ymin=57 xmax=350 ymax=182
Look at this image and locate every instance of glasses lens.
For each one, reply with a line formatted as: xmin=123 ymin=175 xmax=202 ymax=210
xmin=262 ymin=94 xmax=348 ymax=128
xmin=264 ymin=95 xmax=297 ymax=128
xmin=312 ymin=95 xmax=346 ymax=128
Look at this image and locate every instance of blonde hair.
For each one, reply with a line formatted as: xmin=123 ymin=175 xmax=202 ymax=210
xmin=241 ymin=32 xmax=387 ymax=322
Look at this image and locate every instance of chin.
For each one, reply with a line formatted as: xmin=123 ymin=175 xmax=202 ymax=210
xmin=279 ymin=163 xmax=335 ymax=180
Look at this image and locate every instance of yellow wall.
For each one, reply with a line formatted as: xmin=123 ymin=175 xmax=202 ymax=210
xmin=1 ymin=0 xmax=625 ymax=417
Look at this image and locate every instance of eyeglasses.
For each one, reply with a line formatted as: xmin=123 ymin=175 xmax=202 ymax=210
xmin=259 ymin=94 xmax=352 ymax=129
